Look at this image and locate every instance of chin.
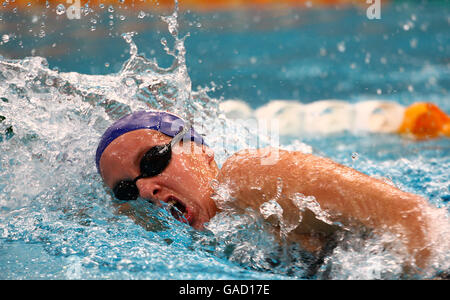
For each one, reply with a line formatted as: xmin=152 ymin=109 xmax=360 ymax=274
xmin=191 ymin=214 xmax=211 ymax=230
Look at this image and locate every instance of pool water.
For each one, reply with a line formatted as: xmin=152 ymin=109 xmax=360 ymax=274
xmin=0 ymin=1 xmax=449 ymax=279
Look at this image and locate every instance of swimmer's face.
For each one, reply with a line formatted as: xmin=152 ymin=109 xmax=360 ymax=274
xmin=99 ymin=129 xmax=219 ymax=229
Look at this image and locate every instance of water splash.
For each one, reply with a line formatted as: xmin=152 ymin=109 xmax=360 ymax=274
xmin=0 ymin=1 xmax=448 ymax=280
xmin=0 ymin=1 xmax=287 ymax=280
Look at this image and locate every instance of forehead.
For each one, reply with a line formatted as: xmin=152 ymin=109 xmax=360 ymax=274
xmin=99 ymin=129 xmax=171 ymax=186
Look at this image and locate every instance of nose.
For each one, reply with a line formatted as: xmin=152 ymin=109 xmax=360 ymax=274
xmin=135 ymin=178 xmax=162 ymax=201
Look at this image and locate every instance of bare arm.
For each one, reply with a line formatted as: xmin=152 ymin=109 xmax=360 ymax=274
xmin=217 ymin=148 xmax=437 ymax=269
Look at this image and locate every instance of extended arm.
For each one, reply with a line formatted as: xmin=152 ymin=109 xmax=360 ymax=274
xmin=217 ymin=148 xmax=437 ymax=269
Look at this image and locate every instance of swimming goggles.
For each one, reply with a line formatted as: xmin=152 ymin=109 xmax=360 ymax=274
xmin=112 ymin=124 xmax=190 ymax=201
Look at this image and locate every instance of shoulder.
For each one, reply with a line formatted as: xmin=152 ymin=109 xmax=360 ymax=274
xmin=222 ymin=147 xmax=315 ymax=168
xmin=219 ymin=147 xmax=315 ymax=182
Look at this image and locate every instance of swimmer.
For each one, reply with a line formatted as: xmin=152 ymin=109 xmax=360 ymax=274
xmin=96 ymin=110 xmax=444 ymax=272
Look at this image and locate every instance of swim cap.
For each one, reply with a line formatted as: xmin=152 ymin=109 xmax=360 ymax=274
xmin=95 ymin=110 xmax=205 ymax=173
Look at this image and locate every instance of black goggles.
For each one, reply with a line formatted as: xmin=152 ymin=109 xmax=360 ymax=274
xmin=112 ymin=125 xmax=190 ymax=201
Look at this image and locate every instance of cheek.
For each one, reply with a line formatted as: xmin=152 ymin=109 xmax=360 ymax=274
xmin=170 ymin=155 xmax=213 ymax=187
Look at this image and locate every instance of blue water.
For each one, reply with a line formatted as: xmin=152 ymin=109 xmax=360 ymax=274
xmin=0 ymin=1 xmax=449 ymax=279
xmin=1 ymin=1 xmax=449 ymax=109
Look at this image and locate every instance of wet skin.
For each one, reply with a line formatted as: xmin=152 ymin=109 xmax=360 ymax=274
xmin=100 ymin=129 xmax=439 ymax=269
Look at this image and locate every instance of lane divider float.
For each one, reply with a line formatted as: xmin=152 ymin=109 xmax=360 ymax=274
xmin=219 ymin=99 xmax=450 ymax=139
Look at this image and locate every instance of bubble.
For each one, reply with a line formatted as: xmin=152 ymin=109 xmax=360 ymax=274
xmin=56 ymin=4 xmax=66 ymax=15
xmin=351 ymin=152 xmax=359 ymax=161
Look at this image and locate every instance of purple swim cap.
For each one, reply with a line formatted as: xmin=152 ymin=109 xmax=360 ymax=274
xmin=95 ymin=110 xmax=205 ymax=173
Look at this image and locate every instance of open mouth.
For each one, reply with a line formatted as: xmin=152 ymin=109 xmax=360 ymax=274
xmin=165 ymin=196 xmax=193 ymax=225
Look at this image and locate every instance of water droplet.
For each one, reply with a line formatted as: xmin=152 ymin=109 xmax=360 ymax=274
xmin=108 ymin=5 xmax=114 ymax=13
xmin=138 ymin=11 xmax=146 ymax=19
xmin=125 ymin=78 xmax=134 ymax=86
xmin=104 ymin=62 xmax=110 ymax=68
xmin=351 ymin=152 xmax=359 ymax=161
xmin=319 ymin=48 xmax=327 ymax=56
xmin=337 ymin=42 xmax=346 ymax=53
xmin=2 ymin=34 xmax=9 ymax=43
xmin=122 ymin=32 xmax=134 ymax=44
xmin=56 ymin=4 xmax=66 ymax=15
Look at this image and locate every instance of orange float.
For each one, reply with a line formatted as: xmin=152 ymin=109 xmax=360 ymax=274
xmin=398 ymin=102 xmax=450 ymax=139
